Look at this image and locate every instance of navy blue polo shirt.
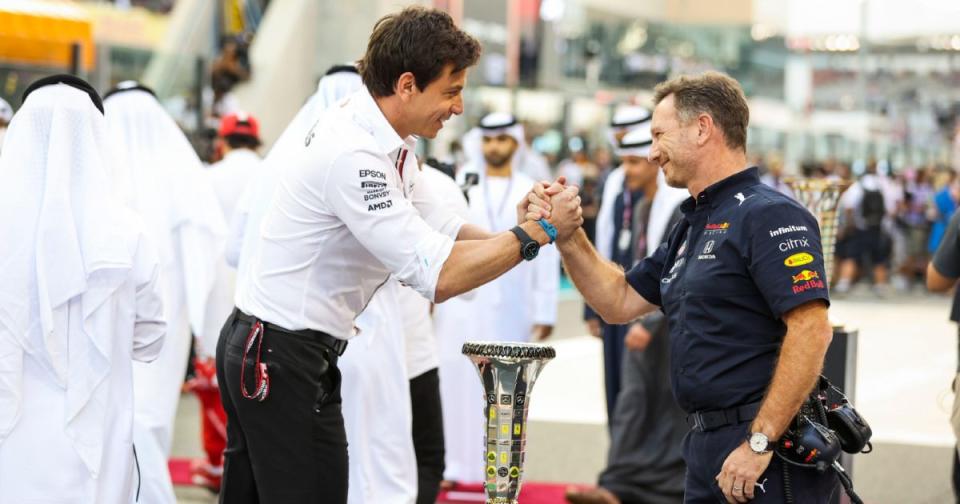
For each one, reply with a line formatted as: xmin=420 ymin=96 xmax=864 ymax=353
xmin=625 ymin=167 xmax=830 ymax=413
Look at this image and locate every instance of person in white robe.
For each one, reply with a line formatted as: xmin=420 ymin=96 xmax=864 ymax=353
xmin=103 ymin=81 xmax=227 ymax=503
xmin=459 ymin=113 xmax=551 ymax=184
xmin=435 ymin=112 xmax=560 ymax=484
xmin=594 ymin=106 xmax=653 ymax=270
xmin=0 ymin=76 xmax=166 ymax=504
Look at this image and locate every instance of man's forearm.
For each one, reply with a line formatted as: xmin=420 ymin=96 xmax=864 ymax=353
xmin=457 ymin=223 xmax=496 ymax=241
xmin=751 ymin=304 xmax=833 ymax=440
xmin=558 ymin=228 xmax=646 ymax=324
xmin=435 ymin=221 xmax=549 ymax=302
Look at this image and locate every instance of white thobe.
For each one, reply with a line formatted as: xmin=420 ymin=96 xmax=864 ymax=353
xmin=0 ymin=231 xmax=165 ymax=504
xmin=340 ymin=165 xmax=466 ymax=504
xmin=434 ymin=171 xmax=559 ymax=483
xmin=341 ymin=281 xmax=419 ymax=504
xmin=103 ymin=92 xmax=227 ymax=502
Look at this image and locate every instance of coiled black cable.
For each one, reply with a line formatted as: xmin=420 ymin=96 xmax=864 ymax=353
xmin=782 ymin=460 xmax=794 ymax=504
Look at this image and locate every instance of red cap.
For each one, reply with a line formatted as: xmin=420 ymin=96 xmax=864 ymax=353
xmin=219 ymin=112 xmax=260 ymax=140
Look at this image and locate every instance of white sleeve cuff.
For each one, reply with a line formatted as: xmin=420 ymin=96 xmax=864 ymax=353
xmin=399 ymin=232 xmax=455 ymax=302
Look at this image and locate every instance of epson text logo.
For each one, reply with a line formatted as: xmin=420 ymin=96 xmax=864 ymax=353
xmin=768 ymin=225 xmax=808 ymax=237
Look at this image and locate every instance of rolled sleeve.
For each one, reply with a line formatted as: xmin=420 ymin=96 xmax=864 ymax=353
xmin=747 ymin=202 xmax=831 ymax=319
xmin=325 ymin=150 xmax=455 ymax=302
xmin=624 ymin=241 xmax=668 ymax=307
xmin=412 ymin=167 xmax=468 ymax=239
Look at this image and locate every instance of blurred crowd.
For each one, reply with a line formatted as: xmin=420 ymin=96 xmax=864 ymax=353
xmin=503 ymin=134 xmax=959 ymax=298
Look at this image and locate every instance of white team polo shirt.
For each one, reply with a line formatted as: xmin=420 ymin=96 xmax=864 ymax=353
xmin=235 ymin=88 xmax=462 ymax=339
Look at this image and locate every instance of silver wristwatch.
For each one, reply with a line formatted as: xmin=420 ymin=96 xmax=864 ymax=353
xmin=748 ymin=432 xmax=772 ymax=454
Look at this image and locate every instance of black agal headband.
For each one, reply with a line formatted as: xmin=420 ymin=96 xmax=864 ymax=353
xmin=21 ymin=74 xmax=104 ymax=115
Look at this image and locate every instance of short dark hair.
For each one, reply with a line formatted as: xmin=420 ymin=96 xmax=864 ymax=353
xmin=225 ymin=134 xmax=261 ymax=150
xmin=358 ymin=6 xmax=481 ymax=98
xmin=653 ymin=71 xmax=749 ymax=151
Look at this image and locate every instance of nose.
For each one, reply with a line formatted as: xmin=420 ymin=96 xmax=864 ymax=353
xmin=451 ymin=95 xmax=464 ymax=115
xmin=648 ymin=141 xmax=661 ymax=165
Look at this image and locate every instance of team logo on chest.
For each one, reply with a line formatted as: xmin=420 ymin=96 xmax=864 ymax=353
xmin=697 ymin=239 xmax=717 ymax=261
xmin=662 ymin=240 xmax=688 ymax=284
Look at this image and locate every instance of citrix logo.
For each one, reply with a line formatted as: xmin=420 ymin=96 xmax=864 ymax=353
xmin=778 ymin=237 xmax=810 ymax=252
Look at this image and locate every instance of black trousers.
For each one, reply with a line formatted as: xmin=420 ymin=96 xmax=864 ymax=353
xmin=410 ymin=368 xmax=445 ymax=504
xmin=216 ymin=310 xmax=348 ymax=504
xmin=682 ymin=422 xmax=840 ymax=503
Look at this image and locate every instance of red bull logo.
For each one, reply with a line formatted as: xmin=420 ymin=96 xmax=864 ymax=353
xmin=705 ymin=222 xmax=730 ymax=231
xmin=791 ymin=270 xmax=819 ymax=283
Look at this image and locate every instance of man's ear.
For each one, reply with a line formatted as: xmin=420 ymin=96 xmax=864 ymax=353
xmin=395 ymin=72 xmax=417 ymax=102
xmin=696 ymin=113 xmax=714 ymax=147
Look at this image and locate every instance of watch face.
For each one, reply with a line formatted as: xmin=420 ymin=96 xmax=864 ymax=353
xmin=521 ymin=242 xmax=540 ymax=260
xmin=749 ymin=433 xmax=769 ymax=453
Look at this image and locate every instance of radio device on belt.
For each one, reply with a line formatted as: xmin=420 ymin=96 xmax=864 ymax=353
xmin=775 ymin=375 xmax=872 ymax=504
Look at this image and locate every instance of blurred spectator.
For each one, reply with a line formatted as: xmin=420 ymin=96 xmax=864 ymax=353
xmin=759 ymin=154 xmax=793 ymax=197
xmin=835 ymin=161 xmax=902 ymax=296
xmin=593 ymin=146 xmax=614 ymax=177
xmin=210 ymin=35 xmax=252 ymax=118
xmin=929 ymin=171 xmax=959 ymax=255
xmin=557 ymin=136 xmax=600 ymax=242
xmin=895 ymin=167 xmax=934 ymax=289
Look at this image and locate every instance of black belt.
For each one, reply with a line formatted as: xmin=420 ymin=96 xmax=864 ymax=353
xmin=233 ymin=308 xmax=348 ymax=356
xmin=686 ymin=401 xmax=762 ymax=433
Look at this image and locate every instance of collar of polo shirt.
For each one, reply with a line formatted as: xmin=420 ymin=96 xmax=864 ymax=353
xmin=353 ymin=87 xmax=419 ymax=157
xmin=681 ymin=166 xmax=761 ymax=212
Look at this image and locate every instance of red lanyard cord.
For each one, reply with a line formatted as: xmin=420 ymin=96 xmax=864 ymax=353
xmin=240 ymin=320 xmax=270 ymax=402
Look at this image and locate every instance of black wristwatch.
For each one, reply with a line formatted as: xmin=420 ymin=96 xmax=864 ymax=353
xmin=509 ymin=226 xmax=540 ymax=261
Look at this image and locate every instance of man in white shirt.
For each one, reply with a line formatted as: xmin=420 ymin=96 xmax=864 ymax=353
xmin=218 ymin=7 xmax=582 ymax=503
xmin=435 ymin=112 xmax=560 ymax=484
xmin=0 ymin=75 xmax=166 ymax=504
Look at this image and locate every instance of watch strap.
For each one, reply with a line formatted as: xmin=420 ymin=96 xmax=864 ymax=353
xmin=537 ymin=219 xmax=558 ymax=243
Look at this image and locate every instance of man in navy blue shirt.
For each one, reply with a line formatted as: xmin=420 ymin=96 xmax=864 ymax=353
xmin=527 ymin=72 xmax=837 ymax=503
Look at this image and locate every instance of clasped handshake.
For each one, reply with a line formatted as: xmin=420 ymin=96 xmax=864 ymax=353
xmin=515 ymin=176 xmax=583 ymax=243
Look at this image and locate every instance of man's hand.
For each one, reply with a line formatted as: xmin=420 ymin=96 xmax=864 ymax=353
xmin=715 ymin=442 xmax=773 ymax=503
xmin=545 ymin=186 xmax=583 ymax=241
xmin=531 ymin=324 xmax=553 ymax=341
xmin=624 ymin=323 xmax=652 ymax=351
xmin=585 ymin=317 xmax=601 ymax=338
xmin=518 ymin=177 xmax=566 ymax=225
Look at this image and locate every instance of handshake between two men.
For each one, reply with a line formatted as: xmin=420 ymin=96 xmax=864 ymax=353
xmin=515 ymin=176 xmax=584 ymax=242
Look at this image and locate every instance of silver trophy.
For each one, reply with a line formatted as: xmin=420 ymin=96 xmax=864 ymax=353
xmin=462 ymin=342 xmax=556 ymax=504
xmin=785 ymin=178 xmax=850 ymax=285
